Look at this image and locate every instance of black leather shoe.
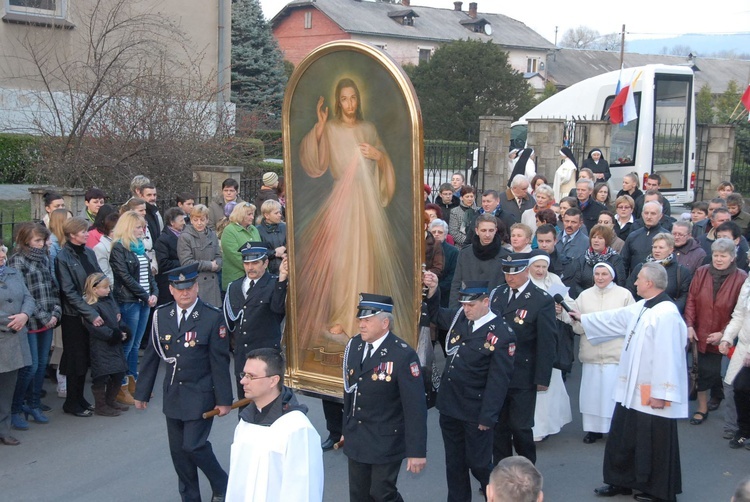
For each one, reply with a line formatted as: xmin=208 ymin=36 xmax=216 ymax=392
xmin=63 ymin=408 xmax=93 ymax=418
xmin=707 ymin=397 xmax=722 ymax=411
xmin=210 ymin=493 xmax=225 ymax=502
xmin=594 ymin=484 xmax=633 ymax=497
xmin=0 ymin=436 xmax=21 ymax=446
xmin=633 ymin=493 xmax=665 ymax=502
xmin=583 ymin=432 xmax=603 ymax=444
xmin=321 ymin=435 xmax=341 ymax=451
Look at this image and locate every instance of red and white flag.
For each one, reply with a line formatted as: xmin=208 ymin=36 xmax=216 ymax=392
xmin=610 ymin=71 xmax=642 ymax=126
xmin=741 ymin=84 xmax=750 ymax=120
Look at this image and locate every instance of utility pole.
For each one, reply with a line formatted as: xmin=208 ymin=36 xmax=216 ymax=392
xmin=619 ymin=24 xmax=626 ymax=68
xmin=554 ymin=26 xmax=558 ymax=47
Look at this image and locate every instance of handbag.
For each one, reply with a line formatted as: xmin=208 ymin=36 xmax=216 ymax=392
xmin=688 ymin=339 xmax=699 ymax=400
xmin=553 ymin=319 xmax=575 ymax=372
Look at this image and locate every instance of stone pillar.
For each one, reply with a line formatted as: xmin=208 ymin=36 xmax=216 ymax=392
xmin=696 ymin=124 xmax=735 ymax=200
xmin=576 ymin=120 xmax=611 ymax=158
xmin=28 ymin=186 xmax=86 ymax=221
xmin=479 ymin=116 xmax=512 ymax=190
xmin=527 ymin=118 xmax=566 ymax=183
xmin=192 ymin=165 xmax=243 ymax=205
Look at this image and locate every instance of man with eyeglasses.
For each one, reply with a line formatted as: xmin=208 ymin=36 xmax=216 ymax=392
xmin=226 ymin=348 xmax=324 ymax=501
xmin=672 ymin=221 xmax=706 ymax=273
xmin=134 ymin=263 xmax=233 ymax=502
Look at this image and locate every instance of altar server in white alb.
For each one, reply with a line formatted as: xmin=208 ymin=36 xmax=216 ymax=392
xmin=570 ymin=262 xmax=687 ymax=502
xmin=226 ymin=348 xmax=323 ymax=502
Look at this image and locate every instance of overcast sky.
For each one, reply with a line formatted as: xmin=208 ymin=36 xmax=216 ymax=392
xmin=258 ymin=0 xmax=750 ymax=44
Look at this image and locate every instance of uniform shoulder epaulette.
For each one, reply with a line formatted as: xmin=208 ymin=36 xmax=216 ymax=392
xmin=155 ymin=302 xmax=174 ymax=310
xmin=204 ymin=303 xmax=222 ymax=312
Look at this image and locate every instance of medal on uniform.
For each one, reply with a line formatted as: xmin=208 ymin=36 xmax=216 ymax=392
xmin=486 ymin=333 xmax=498 ymax=351
xmin=184 ymin=342 xmax=190 ymax=348
xmin=371 ymin=373 xmax=378 ymax=381
xmin=189 ymin=341 xmax=196 ymax=347
xmin=164 ymin=344 xmax=169 ymax=350
xmin=165 ymin=334 xmax=171 ymax=341
xmin=184 ymin=331 xmax=196 ymax=348
xmin=385 ymin=362 xmax=393 ymax=382
xmin=515 ymin=309 xmax=527 ymax=325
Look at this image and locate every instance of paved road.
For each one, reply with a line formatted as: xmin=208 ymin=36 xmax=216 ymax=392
xmin=0 ymin=349 xmax=746 ymax=501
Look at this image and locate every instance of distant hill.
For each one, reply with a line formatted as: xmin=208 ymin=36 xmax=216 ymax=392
xmin=626 ymin=33 xmax=750 ymax=58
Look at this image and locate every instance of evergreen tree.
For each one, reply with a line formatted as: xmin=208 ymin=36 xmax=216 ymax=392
xmin=406 ymin=39 xmax=535 ymax=140
xmin=695 ymin=84 xmax=714 ymax=124
xmin=715 ymin=80 xmax=741 ymax=124
xmin=231 ymin=0 xmax=287 ymax=117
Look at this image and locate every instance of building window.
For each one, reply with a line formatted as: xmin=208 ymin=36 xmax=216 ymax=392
xmin=7 ymin=0 xmax=64 ymax=17
xmin=304 ymin=11 xmax=312 ymax=29
xmin=527 ymin=58 xmax=539 ymax=73
xmin=419 ymin=48 xmax=432 ymax=64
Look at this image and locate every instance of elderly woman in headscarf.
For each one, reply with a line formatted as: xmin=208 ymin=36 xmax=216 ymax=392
xmin=582 ymin=148 xmax=611 ymax=182
xmin=553 ymin=147 xmax=578 ymax=203
xmin=0 ymin=243 xmax=35 ymax=445
xmin=571 ymin=262 xmax=635 ymax=444
xmin=526 ymin=250 xmax=573 ymax=442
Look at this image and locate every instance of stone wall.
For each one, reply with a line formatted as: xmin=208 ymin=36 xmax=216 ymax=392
xmin=478 ymin=116 xmax=512 ymax=189
xmin=696 ymin=124 xmax=735 ymax=200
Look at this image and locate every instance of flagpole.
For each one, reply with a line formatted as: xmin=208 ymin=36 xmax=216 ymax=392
xmin=619 ymin=24 xmax=626 ymax=68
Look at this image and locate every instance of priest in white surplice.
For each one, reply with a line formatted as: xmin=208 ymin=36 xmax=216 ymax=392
xmin=570 ymin=262 xmax=687 ymax=502
xmin=226 ymin=349 xmax=323 ymax=502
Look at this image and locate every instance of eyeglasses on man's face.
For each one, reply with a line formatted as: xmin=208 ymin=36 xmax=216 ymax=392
xmin=239 ymin=373 xmax=277 ymax=381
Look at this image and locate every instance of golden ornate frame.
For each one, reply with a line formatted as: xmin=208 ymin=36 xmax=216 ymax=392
xmin=282 ymin=41 xmax=423 ymax=398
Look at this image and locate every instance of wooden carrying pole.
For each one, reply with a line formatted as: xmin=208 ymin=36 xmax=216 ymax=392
xmin=202 ymin=398 xmax=253 ymax=419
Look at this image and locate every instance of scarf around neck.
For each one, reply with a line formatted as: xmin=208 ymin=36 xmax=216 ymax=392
xmin=471 ymin=233 xmax=502 ymax=261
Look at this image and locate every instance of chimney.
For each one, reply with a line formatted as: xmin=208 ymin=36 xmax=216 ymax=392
xmin=402 ymin=0 xmax=410 ymax=6
xmin=468 ymin=2 xmax=477 ymax=18
xmin=453 ymin=2 xmax=462 ymax=11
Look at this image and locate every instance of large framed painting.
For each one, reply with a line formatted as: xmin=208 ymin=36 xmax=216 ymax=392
xmin=283 ymin=41 xmax=423 ymax=398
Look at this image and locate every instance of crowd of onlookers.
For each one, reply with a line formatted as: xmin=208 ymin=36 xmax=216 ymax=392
xmin=2 ymin=157 xmax=750 ymax=459
xmin=423 ymin=154 xmax=750 ymax=452
xmin=0 ymin=173 xmax=286 ymax=445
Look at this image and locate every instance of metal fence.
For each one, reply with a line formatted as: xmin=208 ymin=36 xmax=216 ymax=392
xmin=0 ymin=208 xmax=33 ymax=246
xmin=694 ymin=124 xmax=710 ymax=202
xmin=424 ymin=140 xmax=485 ymax=194
xmin=732 ymin=127 xmax=750 ymax=195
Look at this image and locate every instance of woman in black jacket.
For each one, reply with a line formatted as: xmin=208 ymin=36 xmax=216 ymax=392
xmin=55 ymin=217 xmax=103 ymax=417
xmin=155 ymin=207 xmax=186 ymax=305
xmin=626 ymin=232 xmax=692 ymax=313
xmin=572 ymin=224 xmax=626 ymax=298
xmin=109 ymin=211 xmax=158 ymax=404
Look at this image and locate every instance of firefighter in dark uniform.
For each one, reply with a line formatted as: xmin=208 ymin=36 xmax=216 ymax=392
xmin=223 ymin=244 xmax=287 ymax=400
xmin=489 ymin=253 xmax=557 ymax=465
xmin=134 ymin=263 xmax=233 ymax=502
xmin=343 ymin=293 xmax=428 ymax=502
xmin=422 ymin=277 xmax=516 ymax=502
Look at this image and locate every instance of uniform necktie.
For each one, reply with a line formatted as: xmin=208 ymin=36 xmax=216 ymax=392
xmin=245 ymin=280 xmax=255 ymax=298
xmin=511 ymin=289 xmax=519 ymax=303
xmin=468 ymin=320 xmax=475 ymax=332
xmin=180 ymin=309 xmax=188 ymax=329
xmin=361 ymin=343 xmax=374 ymax=370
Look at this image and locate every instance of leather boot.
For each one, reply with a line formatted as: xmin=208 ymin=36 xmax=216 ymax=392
xmin=92 ymin=385 xmax=120 ymax=417
xmin=106 ymin=381 xmax=129 ymax=412
xmin=116 ymin=385 xmax=135 ymax=406
xmin=127 ymin=375 xmax=137 ymax=395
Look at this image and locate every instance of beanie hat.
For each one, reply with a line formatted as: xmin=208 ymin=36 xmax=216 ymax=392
xmin=263 ymin=172 xmax=279 ymax=187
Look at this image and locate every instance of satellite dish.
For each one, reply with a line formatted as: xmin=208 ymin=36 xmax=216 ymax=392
xmin=484 ymin=23 xmax=492 ymax=36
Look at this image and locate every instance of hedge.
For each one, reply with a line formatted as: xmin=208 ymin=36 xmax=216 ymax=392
xmin=0 ymin=134 xmax=40 ymax=184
